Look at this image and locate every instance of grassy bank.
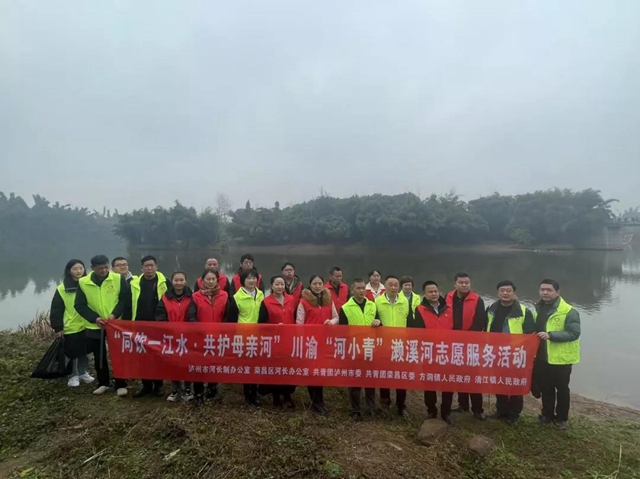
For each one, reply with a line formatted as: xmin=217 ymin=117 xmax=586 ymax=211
xmin=1 ymin=332 xmax=639 ymax=479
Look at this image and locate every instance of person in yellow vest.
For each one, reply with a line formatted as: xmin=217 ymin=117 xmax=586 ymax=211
xmin=50 ymin=259 xmax=92 ymax=388
xmin=535 ymin=279 xmax=581 ymax=430
xmin=74 ymin=255 xmax=131 ymax=396
xmin=226 ymin=268 xmax=265 ymax=406
xmin=130 ymin=255 xmax=170 ymax=398
xmin=374 ymin=275 xmax=411 ymax=417
xmin=486 ymin=280 xmax=536 ymax=425
xmin=339 ymin=278 xmax=377 ymax=421
xmin=399 ymin=276 xmax=420 ymax=314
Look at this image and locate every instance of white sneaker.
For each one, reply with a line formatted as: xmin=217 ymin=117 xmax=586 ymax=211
xmin=68 ymin=376 xmax=80 ymax=387
xmin=79 ymin=373 xmax=95 ymax=384
xmin=93 ymin=385 xmax=109 ymax=395
xmin=116 ymin=388 xmax=128 ymax=397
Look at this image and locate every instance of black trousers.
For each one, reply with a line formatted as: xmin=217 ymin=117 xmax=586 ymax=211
xmin=380 ymin=389 xmax=406 ymax=409
xmin=141 ymin=379 xmax=163 ymax=390
xmin=243 ymin=384 xmax=258 ymax=399
xmin=424 ymin=391 xmax=453 ymax=418
xmin=272 ymin=385 xmax=295 ymax=397
xmin=496 ymin=395 xmax=524 ymax=419
xmin=349 ymin=387 xmax=376 ymax=413
xmin=85 ymin=335 xmax=110 ymax=387
xmin=539 ymin=362 xmax=572 ymax=422
xmin=307 ymin=386 xmax=325 ymax=405
xmin=456 ymin=392 xmax=484 ymax=414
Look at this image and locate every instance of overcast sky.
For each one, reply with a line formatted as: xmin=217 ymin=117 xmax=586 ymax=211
xmin=1 ymin=1 xmax=639 ymax=212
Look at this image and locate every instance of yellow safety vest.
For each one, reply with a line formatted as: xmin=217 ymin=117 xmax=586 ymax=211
xmin=56 ymin=284 xmax=85 ymax=335
xmin=78 ymin=272 xmax=122 ymax=330
xmin=537 ymin=297 xmax=581 ymax=365
xmin=234 ymin=288 xmax=265 ymax=324
xmin=487 ymin=303 xmax=528 ymax=334
xmin=375 ymin=294 xmax=409 ymax=328
xmin=341 ymin=298 xmax=376 ymax=326
xmin=409 ymin=292 xmax=420 ymax=312
xmin=130 ymin=271 xmax=168 ymax=320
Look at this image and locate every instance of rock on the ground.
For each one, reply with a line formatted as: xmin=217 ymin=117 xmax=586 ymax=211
xmin=467 ymin=435 xmax=495 ymax=457
xmin=417 ymin=420 xmax=449 ymax=446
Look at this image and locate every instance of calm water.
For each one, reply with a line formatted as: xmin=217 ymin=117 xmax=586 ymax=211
xmin=1 ymin=246 xmax=638 ymax=409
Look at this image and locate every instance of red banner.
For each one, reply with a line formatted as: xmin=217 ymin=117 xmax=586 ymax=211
xmin=104 ymin=322 xmax=538 ymax=395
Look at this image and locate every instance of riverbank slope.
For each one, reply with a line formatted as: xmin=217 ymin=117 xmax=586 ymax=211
xmin=1 ymin=332 xmax=638 ymax=479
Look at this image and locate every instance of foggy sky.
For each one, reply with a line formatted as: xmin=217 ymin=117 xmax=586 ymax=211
xmin=1 ymin=1 xmax=639 ymax=213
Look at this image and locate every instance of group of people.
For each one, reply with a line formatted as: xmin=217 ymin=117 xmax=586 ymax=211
xmin=50 ymin=253 xmax=581 ymax=429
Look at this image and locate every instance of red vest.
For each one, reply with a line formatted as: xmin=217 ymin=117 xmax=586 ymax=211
xmin=196 ymin=273 xmax=228 ymax=292
xmin=445 ymin=290 xmax=480 ymax=331
xmin=299 ymin=298 xmax=334 ymax=325
xmin=160 ymin=295 xmax=192 ymax=322
xmin=284 ymin=282 xmax=303 ymax=309
xmin=232 ymin=273 xmax=262 ymax=292
xmin=262 ymin=295 xmax=296 ymax=324
xmin=324 ymin=281 xmax=349 ymax=310
xmin=416 ymin=304 xmax=453 ymax=330
xmin=192 ymin=290 xmax=229 ymax=323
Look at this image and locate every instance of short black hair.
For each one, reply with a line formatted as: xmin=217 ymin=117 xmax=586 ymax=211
xmin=201 ymin=268 xmax=219 ymax=281
xmin=540 ymin=279 xmax=560 ymax=291
xmin=270 ymin=275 xmax=285 ymax=285
xmin=141 ymin=255 xmax=157 ymax=265
xmin=240 ymin=253 xmax=255 ymax=263
xmin=368 ymin=269 xmax=381 ymax=278
xmin=90 ymin=255 xmax=110 ymax=267
xmin=329 ymin=266 xmax=342 ymax=275
xmin=422 ymin=280 xmax=438 ymax=291
xmin=385 ymin=275 xmax=399 ymax=281
xmin=399 ymin=276 xmax=413 ymax=287
xmin=240 ymin=268 xmax=259 ymax=286
xmin=171 ymin=270 xmax=188 ymax=281
xmin=454 ymin=272 xmax=470 ymax=281
xmin=496 ymin=280 xmax=517 ymax=291
xmin=351 ymin=277 xmax=366 ymax=287
xmin=281 ymin=262 xmax=295 ymax=271
xmin=111 ymin=256 xmax=127 ymax=267
xmin=308 ymin=274 xmax=324 ymax=286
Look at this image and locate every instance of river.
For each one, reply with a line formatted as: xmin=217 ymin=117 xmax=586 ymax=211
xmin=1 ymin=246 xmax=638 ymax=409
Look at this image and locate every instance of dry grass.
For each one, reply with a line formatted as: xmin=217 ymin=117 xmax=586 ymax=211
xmin=17 ymin=311 xmax=55 ymax=341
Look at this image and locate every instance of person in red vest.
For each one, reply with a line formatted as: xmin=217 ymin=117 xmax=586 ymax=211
xmin=365 ymin=269 xmax=385 ymax=301
xmin=324 ymin=266 xmax=350 ymax=311
xmin=188 ymin=269 xmax=230 ymax=404
xmin=230 ymin=253 xmax=264 ymax=294
xmin=446 ymin=272 xmax=487 ymax=420
xmin=155 ymin=271 xmax=194 ymax=403
xmin=297 ymin=274 xmax=339 ymax=415
xmin=258 ymin=275 xmax=297 ymax=408
xmin=193 ymin=258 xmax=229 ymax=294
xmin=281 ymin=262 xmax=303 ymax=309
xmin=411 ymin=280 xmax=454 ymax=425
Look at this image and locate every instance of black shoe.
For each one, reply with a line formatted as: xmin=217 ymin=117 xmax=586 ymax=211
xmin=474 ymin=413 xmax=487 ymax=421
xmin=554 ymin=420 xmax=567 ymax=430
xmin=320 ymin=403 xmax=330 ymax=416
xmin=427 ymin=411 xmax=438 ymax=420
xmin=505 ymin=417 xmax=519 ymax=426
xmin=133 ymin=387 xmax=152 ymax=398
xmin=442 ymin=415 xmax=454 ymax=426
xmin=351 ymin=412 xmax=363 ymax=422
xmin=538 ymin=414 xmax=553 ymax=425
xmin=205 ymin=386 xmax=218 ymax=400
xmin=245 ymin=396 xmax=260 ymax=407
xmin=451 ymin=406 xmax=469 ymax=413
xmin=489 ymin=411 xmax=507 ymax=420
xmin=283 ymin=395 xmax=295 ymax=410
xmin=273 ymin=395 xmax=283 ymax=408
xmin=530 ymin=385 xmax=541 ymax=399
xmin=398 ymin=407 xmax=408 ymax=418
xmin=194 ymin=394 xmax=204 ymax=406
xmin=153 ymin=388 xmax=164 ymax=398
xmin=311 ymin=402 xmax=327 ymax=416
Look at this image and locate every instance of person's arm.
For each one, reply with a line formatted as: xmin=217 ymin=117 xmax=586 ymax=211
xmin=110 ymin=276 xmax=131 ymax=320
xmin=327 ymin=303 xmax=339 ymax=325
xmin=74 ymin=285 xmax=100 ymax=323
xmin=187 ymin=300 xmax=198 ymax=322
xmin=258 ymin=302 xmax=269 ymax=324
xmin=225 ymin=297 xmax=239 ymax=323
xmin=549 ymin=309 xmax=581 ymax=342
xmin=338 ymin=307 xmax=349 ymax=325
xmin=258 ymin=277 xmax=265 ymax=294
xmin=296 ymin=303 xmax=306 ymax=325
xmin=408 ymin=308 xmax=425 ymax=329
xmin=155 ymin=298 xmax=168 ymax=321
xmin=522 ymin=308 xmax=536 ymax=334
xmin=229 ymin=276 xmax=237 ymax=295
xmin=50 ymin=290 xmax=65 ymax=333
xmin=471 ymin=297 xmax=487 ymax=331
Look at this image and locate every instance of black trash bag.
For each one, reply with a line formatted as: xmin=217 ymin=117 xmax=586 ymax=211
xmin=31 ymin=338 xmax=68 ymax=379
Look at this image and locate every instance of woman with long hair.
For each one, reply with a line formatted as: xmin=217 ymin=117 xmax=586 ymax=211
xmin=296 ymin=274 xmax=338 ymax=415
xmin=50 ymin=259 xmax=92 ymax=388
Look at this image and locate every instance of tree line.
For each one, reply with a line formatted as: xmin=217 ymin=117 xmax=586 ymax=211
xmin=0 ymin=188 xmax=620 ymax=253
